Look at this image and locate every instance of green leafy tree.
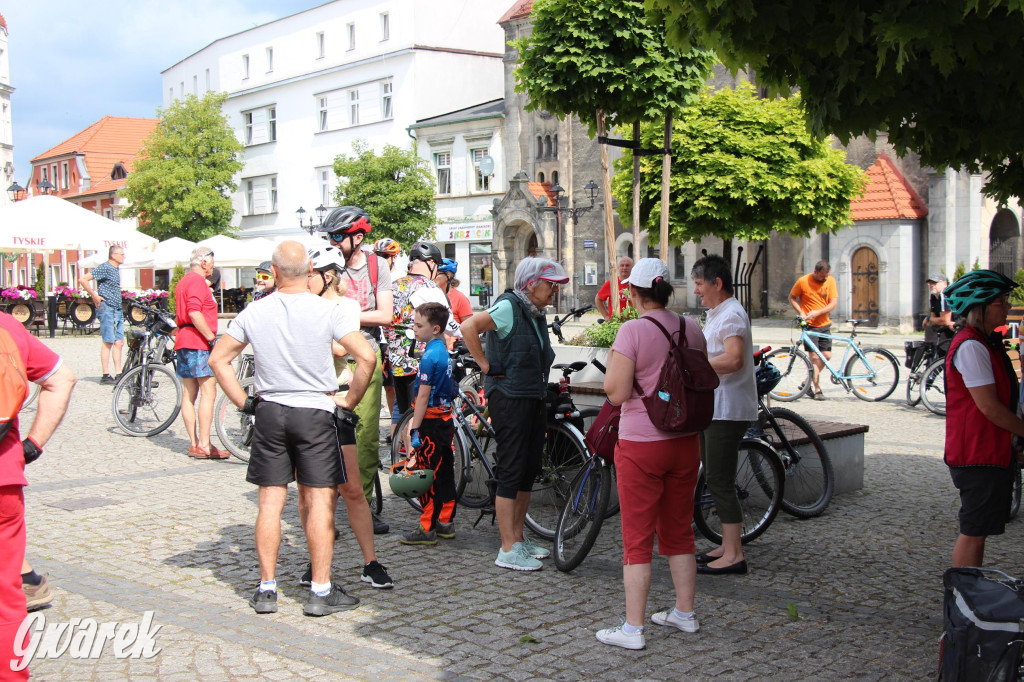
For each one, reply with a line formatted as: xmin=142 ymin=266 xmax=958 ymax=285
xmin=121 ymin=92 xmax=244 ymax=241
xmin=613 ymin=82 xmax=866 ymax=249
xmin=332 ymin=140 xmax=435 ymax=247
xmin=647 ymin=0 xmax=1024 ymax=203
xmin=167 ymin=264 xmax=187 ymax=314
xmin=34 ymin=263 xmax=45 ymax=298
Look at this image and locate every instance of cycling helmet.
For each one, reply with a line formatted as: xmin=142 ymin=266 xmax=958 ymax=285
xmin=374 ymin=238 xmax=401 ymax=257
xmin=255 ymin=260 xmax=272 ymax=273
xmin=307 ymin=245 xmax=346 ymax=273
xmin=943 ymin=269 xmax=1017 ymax=316
xmin=319 ymin=206 xmax=371 ymax=237
xmin=388 ymin=460 xmax=434 ymax=499
xmin=755 ymin=363 xmax=782 ymax=398
xmin=407 ymin=241 xmax=443 ymax=265
xmin=438 ymin=258 xmax=458 ymax=276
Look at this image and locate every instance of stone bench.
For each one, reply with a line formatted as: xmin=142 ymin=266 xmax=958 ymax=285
xmin=568 ymin=382 xmax=867 ymax=494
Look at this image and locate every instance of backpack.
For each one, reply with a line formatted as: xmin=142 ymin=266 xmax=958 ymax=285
xmin=0 ymin=326 xmax=29 ymax=441
xmin=633 ymin=315 xmax=719 ymax=434
xmin=939 ymin=567 xmax=1024 ymax=681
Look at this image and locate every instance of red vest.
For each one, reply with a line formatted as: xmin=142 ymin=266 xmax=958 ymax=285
xmin=944 ymin=325 xmax=1013 ymax=468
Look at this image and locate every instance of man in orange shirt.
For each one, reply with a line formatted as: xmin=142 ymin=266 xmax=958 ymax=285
xmin=789 ymin=260 xmax=838 ymax=400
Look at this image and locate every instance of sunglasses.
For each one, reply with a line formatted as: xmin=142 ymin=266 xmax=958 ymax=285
xmin=255 ymin=273 xmax=272 ymax=282
xmin=328 ymin=233 xmax=346 ymax=243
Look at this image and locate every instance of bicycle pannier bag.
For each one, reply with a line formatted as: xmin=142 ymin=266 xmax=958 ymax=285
xmin=0 ymin=327 xmax=29 ymax=441
xmin=634 ymin=316 xmax=719 ymax=434
xmin=585 ymin=400 xmax=621 ymax=461
xmin=939 ymin=566 xmax=1024 ymax=681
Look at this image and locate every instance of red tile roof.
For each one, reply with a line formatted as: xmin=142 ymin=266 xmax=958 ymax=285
xmin=0 ymin=13 xmax=7 ymax=30
xmin=850 ymin=152 xmax=928 ymax=221
xmin=498 ymin=0 xmax=533 ymax=24
xmin=527 ymin=181 xmax=556 ymax=207
xmin=30 ymin=116 xmax=158 ymax=200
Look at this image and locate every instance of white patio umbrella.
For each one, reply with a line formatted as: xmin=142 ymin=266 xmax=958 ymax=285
xmin=0 ymin=195 xmax=157 ymax=254
xmin=196 ymin=234 xmax=276 ymax=267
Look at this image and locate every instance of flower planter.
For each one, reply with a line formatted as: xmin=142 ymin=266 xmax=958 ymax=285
xmin=69 ymin=300 xmax=96 ymax=327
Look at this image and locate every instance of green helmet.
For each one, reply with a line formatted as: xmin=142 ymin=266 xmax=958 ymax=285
xmin=943 ymin=269 xmax=1016 ymax=316
xmin=389 ymin=461 xmax=434 ymax=499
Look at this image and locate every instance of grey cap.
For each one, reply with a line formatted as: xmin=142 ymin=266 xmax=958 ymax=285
xmin=926 ymin=272 xmax=948 ymax=283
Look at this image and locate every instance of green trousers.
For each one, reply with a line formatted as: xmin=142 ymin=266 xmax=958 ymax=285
xmin=350 ymin=350 xmax=384 ymax=507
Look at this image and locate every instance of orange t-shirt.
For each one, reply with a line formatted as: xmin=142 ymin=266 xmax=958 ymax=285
xmin=790 ymin=273 xmax=838 ymax=328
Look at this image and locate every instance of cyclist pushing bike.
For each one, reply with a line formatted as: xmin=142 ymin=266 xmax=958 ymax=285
xmin=789 ymin=260 xmax=838 ymax=400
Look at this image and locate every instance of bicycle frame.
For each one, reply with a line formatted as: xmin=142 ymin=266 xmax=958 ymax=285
xmin=799 ymin=325 xmax=876 ymax=390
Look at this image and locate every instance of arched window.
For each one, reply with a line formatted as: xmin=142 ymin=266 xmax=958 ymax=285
xmin=544 ymin=135 xmax=552 ymax=158
xmin=537 ymin=172 xmax=545 ymax=183
xmin=551 ymin=170 xmax=559 ymax=185
xmin=553 ymin=134 xmax=558 ymax=158
xmin=537 ymin=136 xmax=543 ymax=159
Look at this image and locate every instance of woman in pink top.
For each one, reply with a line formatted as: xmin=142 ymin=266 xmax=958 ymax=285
xmin=595 ymin=258 xmax=705 ymax=651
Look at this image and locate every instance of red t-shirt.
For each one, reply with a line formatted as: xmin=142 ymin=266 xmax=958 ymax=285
xmin=0 ymin=314 xmax=61 ymax=487
xmin=174 ymin=272 xmax=218 ymax=350
xmin=448 ymin=288 xmax=474 ymax=324
xmin=597 ymin=279 xmax=632 ymax=314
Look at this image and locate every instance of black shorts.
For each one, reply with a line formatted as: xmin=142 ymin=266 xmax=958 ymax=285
xmin=247 ymin=401 xmax=345 ymax=488
xmin=950 ymin=466 xmax=1012 ymax=537
xmin=335 ymin=408 xmax=357 ymax=447
xmin=394 ymin=374 xmax=418 ymax=416
xmin=805 ymin=324 xmax=832 ymax=352
xmin=488 ymin=391 xmax=545 ymax=499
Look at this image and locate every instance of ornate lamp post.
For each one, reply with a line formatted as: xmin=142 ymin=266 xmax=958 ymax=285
xmin=539 ymin=179 xmax=599 ymax=311
xmin=37 ymin=179 xmax=55 ymax=195
xmin=296 ymin=204 xmax=328 ymax=235
xmin=6 ymin=181 xmax=24 ymax=202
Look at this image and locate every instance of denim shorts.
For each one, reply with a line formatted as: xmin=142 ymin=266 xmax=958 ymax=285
xmin=175 ymin=349 xmax=213 ymax=378
xmin=97 ymin=301 xmax=124 ymax=343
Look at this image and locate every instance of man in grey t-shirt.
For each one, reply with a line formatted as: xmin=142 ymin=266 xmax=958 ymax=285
xmin=210 ymin=241 xmax=376 ymax=617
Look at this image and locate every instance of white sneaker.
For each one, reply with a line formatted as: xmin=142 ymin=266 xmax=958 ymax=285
xmin=520 ymin=536 xmax=550 ymax=560
xmin=494 ymin=543 xmax=542 ymax=571
xmin=652 ymin=610 xmax=699 ymax=633
xmin=596 ymin=623 xmax=645 ymax=650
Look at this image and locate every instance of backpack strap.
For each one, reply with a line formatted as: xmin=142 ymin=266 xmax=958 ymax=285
xmin=368 ymin=251 xmax=378 ymax=291
xmin=632 ymin=314 xmax=685 ymax=398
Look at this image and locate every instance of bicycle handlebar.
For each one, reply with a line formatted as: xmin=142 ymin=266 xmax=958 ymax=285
xmin=550 ymin=305 xmax=594 ymax=343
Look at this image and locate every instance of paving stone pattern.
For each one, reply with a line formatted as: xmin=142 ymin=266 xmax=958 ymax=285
xmin=19 ymin=333 xmax=1016 ymax=680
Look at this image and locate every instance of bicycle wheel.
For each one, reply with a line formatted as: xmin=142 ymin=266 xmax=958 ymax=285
xmin=370 ymin=470 xmax=383 ymax=516
xmin=21 ymin=383 xmax=40 ymax=411
xmin=525 ymin=422 xmax=590 ymax=540
xmin=459 ymin=409 xmax=498 ymax=509
xmin=389 ymin=408 xmax=468 ymax=512
xmin=554 ymin=458 xmax=611 ymax=572
xmin=758 ymin=407 xmax=834 ymax=518
xmin=845 ymin=347 xmax=900 ymax=401
xmin=214 ymin=377 xmax=256 ymax=462
xmin=1009 ymin=460 xmax=1022 ymax=522
xmin=920 ymin=358 xmax=947 ymax=416
xmin=905 ymin=372 xmax=922 ymax=407
xmin=112 ymin=364 xmax=182 ymax=437
xmin=693 ymin=439 xmax=784 ymax=544
xmin=764 ymin=348 xmax=812 ymax=402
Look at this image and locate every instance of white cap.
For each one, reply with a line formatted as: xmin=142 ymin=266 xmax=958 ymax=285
xmin=622 ymin=258 xmax=669 ymax=288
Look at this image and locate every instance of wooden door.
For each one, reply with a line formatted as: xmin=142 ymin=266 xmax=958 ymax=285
xmin=850 ymin=247 xmax=880 ymax=327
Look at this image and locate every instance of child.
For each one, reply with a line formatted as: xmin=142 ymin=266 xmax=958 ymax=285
xmin=399 ymin=302 xmax=458 ymax=545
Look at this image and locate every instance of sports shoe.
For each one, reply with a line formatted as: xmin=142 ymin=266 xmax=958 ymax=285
xmin=99 ymin=374 xmax=115 ymax=385
xmin=652 ymin=609 xmax=699 ymax=633
xmin=521 ymin=536 xmax=550 ymax=559
xmin=494 ymin=543 xmax=542 ymax=571
xmin=23 ymin=575 xmax=53 ymax=612
xmin=303 ymin=583 xmax=359 ymax=616
xmin=361 ymin=561 xmax=394 ymax=589
xmin=300 ymin=563 xmax=312 ymax=587
xmin=399 ymin=526 xmax=437 ymax=545
xmin=248 ymin=587 xmax=278 ymax=614
xmin=811 ymin=390 xmax=827 ymax=401
xmin=372 ymin=513 xmax=390 ymax=535
xmin=436 ymin=522 xmax=456 ymax=539
xmin=596 ymin=623 xmax=645 ymax=650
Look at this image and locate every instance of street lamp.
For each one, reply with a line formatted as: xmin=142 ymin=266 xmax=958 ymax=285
xmin=539 ymin=179 xmax=599 ymax=311
xmin=6 ymin=182 xmax=24 ymax=202
xmin=296 ymin=204 xmax=328 ymax=234
xmin=37 ymin=179 xmax=55 ymax=195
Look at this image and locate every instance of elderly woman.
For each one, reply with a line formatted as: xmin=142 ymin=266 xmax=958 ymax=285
xmin=595 ymin=258 xmax=706 ymax=651
xmin=461 ymin=257 xmax=569 ymax=572
xmin=942 ymin=270 xmax=1024 ymax=567
xmin=691 ymin=254 xmax=757 ymax=576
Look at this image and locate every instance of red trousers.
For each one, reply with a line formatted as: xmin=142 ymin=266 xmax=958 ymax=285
xmin=0 ymin=485 xmax=28 ymax=680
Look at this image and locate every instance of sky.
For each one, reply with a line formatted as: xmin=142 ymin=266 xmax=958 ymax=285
xmin=4 ymin=0 xmax=322 ymax=184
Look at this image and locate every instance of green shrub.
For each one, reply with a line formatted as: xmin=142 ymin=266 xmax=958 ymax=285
xmin=34 ymin=263 xmax=45 ymax=298
xmin=572 ymin=307 xmax=639 ymax=348
xmin=1013 ymin=269 xmax=1024 ymax=306
xmin=953 ymin=261 xmax=966 ymax=282
xmin=168 ymin=264 xmax=187 ymax=314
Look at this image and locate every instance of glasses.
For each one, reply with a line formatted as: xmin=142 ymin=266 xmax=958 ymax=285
xmin=328 ymin=232 xmax=346 ymax=242
xmin=255 ymin=273 xmax=272 ymax=282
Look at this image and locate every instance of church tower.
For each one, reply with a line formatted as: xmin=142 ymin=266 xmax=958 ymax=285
xmin=0 ymin=12 xmax=14 ymax=206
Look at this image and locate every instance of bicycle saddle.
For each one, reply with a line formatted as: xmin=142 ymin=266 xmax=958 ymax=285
xmin=552 ymin=361 xmax=588 ymax=372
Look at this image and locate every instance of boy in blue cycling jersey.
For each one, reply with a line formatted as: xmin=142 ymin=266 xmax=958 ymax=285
xmin=399 ymin=302 xmax=458 ymax=545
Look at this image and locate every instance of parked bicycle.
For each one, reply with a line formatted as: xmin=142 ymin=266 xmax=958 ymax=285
xmin=764 ymin=318 xmax=899 ymax=402
xmin=111 ymin=301 xmax=183 ymax=437
xmin=213 ymin=353 xmax=255 ymax=462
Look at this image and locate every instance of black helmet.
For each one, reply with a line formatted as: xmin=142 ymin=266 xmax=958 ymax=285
xmin=255 ymin=260 xmax=272 ymax=273
xmin=408 ymin=241 xmax=443 ymax=265
xmin=319 ymin=206 xmax=371 ymax=237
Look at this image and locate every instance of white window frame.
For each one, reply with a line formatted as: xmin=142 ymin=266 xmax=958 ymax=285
xmin=68 ymin=263 xmax=77 ymax=287
xmin=318 ymin=97 xmax=328 ymax=132
xmin=380 ymin=81 xmax=393 ymax=120
xmin=246 ymin=180 xmax=255 ymax=215
xmin=316 ymin=31 xmax=325 ymax=59
xmin=266 ymin=47 xmax=274 ymax=73
xmin=435 ymin=152 xmax=452 ymax=195
xmin=103 ymin=208 xmax=113 ymax=220
xmin=348 ymin=89 xmax=360 ymax=126
xmin=51 ymin=165 xmax=58 ymax=186
xmin=267 ymin=107 xmax=277 ymax=142
xmin=270 ymin=177 xmax=278 ymax=213
xmin=243 ymin=175 xmax=278 ymax=216
xmin=380 ymin=12 xmax=390 ymax=41
xmin=243 ymin=112 xmax=254 ymax=145
xmin=242 ymin=54 xmax=250 ymax=79
xmin=192 ymin=75 xmax=198 ymax=94
xmin=49 ymin=264 xmax=61 ymax=285
xmin=471 ymin=148 xmax=490 ymax=192
xmin=318 ymin=167 xmax=333 ymax=206
xmin=61 ymin=162 xmax=69 ymax=190
xmin=205 ymin=68 xmax=211 ymax=91
xmin=347 ymin=22 xmax=355 ymax=50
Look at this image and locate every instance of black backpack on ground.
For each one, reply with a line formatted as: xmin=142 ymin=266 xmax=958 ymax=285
xmin=939 ymin=567 xmax=1024 ymax=681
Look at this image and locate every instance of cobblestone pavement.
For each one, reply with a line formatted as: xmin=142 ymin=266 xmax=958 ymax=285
xmin=19 ymin=333 xmax=1018 ymax=680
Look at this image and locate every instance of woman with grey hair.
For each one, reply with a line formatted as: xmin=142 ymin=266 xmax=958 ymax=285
xmin=461 ymin=257 xmax=569 ymax=571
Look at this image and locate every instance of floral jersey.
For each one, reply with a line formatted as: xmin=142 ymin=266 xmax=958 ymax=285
xmin=386 ymin=275 xmax=450 ymax=378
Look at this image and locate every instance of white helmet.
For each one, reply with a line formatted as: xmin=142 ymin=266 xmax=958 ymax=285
xmin=307 ymin=245 xmax=346 ymax=273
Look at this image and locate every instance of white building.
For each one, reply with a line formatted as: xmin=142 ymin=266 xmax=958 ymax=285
xmin=161 ymin=0 xmax=507 ymax=241
xmin=409 ymin=99 xmax=504 ymax=306
xmin=0 ymin=12 xmax=14 ymax=207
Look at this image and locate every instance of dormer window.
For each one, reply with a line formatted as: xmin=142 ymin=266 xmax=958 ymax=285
xmin=111 ymin=163 xmax=128 ymax=180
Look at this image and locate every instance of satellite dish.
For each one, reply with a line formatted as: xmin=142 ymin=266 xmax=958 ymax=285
xmin=479 ymin=155 xmax=495 ymax=177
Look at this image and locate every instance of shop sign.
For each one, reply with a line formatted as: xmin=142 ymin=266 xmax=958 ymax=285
xmin=435 ymin=222 xmax=493 ymax=242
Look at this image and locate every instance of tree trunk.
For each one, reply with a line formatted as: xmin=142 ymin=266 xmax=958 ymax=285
xmin=723 ymin=238 xmax=733 ymax=265
xmin=660 ymin=114 xmax=672 ymax=261
xmin=632 ymin=121 xmax=641 ymax=261
xmin=598 ymin=109 xmax=619 ymax=317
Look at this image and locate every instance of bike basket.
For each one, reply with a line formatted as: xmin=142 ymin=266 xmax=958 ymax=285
xmin=904 ymin=340 xmax=926 ymax=369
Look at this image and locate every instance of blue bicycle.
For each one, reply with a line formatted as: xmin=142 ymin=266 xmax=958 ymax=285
xmin=764 ymin=318 xmax=900 ymax=402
